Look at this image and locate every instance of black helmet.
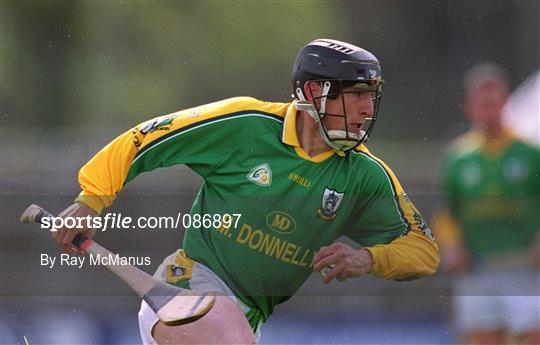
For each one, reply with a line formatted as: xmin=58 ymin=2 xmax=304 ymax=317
xmin=292 ymin=39 xmax=384 ymax=151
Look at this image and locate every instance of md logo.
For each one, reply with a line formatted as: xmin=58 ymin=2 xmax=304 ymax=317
xmin=266 ymin=211 xmax=296 ymax=234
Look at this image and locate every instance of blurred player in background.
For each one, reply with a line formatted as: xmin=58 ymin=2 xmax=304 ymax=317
xmin=52 ymin=39 xmax=439 ymax=344
xmin=434 ymin=62 xmax=540 ymax=345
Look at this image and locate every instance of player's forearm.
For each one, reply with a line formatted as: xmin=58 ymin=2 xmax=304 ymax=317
xmin=366 ymin=231 xmax=440 ymax=281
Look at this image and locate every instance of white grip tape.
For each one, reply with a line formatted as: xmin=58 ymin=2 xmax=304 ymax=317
xmin=319 ymin=264 xmax=336 ymax=278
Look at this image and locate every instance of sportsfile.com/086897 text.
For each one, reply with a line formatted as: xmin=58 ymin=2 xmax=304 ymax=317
xmin=40 ymin=213 xmax=242 ymax=232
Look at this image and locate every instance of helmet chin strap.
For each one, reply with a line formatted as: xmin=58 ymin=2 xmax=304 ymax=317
xmin=294 ymin=83 xmax=359 ymax=152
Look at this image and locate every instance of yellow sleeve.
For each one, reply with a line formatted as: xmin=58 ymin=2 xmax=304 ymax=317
xmin=75 ymin=127 xmax=137 ymax=214
xmin=366 ymin=230 xmax=440 ymax=280
xmin=359 ymin=147 xmax=440 ymax=280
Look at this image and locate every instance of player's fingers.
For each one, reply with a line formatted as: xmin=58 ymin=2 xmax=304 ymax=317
xmin=50 ymin=216 xmax=65 ymax=240
xmin=322 ymin=262 xmax=345 ymax=284
xmin=312 ymin=253 xmax=338 ymax=272
xmin=61 ymin=228 xmax=79 ymax=247
xmin=312 ymin=243 xmax=348 ymax=265
xmin=52 ymin=229 xmax=73 ymax=253
xmin=54 ymin=235 xmax=74 ymax=255
xmin=312 ymin=245 xmax=333 ymax=264
xmin=313 ymin=247 xmax=350 ymax=271
xmin=83 ymin=227 xmax=96 ymax=239
xmin=50 ymin=203 xmax=95 ymax=255
xmin=322 ymin=261 xmax=344 ymax=283
xmin=53 ymin=228 xmax=67 ymax=247
xmin=56 ymin=227 xmax=79 ymax=254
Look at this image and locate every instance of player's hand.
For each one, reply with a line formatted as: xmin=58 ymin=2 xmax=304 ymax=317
xmin=312 ymin=242 xmax=373 ymax=284
xmin=442 ymin=244 xmax=470 ymax=274
xmin=52 ymin=202 xmax=97 ymax=255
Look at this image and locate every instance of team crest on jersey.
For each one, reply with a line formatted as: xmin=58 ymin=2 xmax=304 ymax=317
xmin=317 ymin=187 xmax=345 ymax=221
xmin=140 ymin=114 xmax=178 ymax=135
xmin=247 ymin=163 xmax=272 ymax=187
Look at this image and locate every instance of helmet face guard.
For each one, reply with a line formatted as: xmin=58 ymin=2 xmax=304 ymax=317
xmin=292 ymin=39 xmax=384 ymax=151
xmin=303 ymin=78 xmax=383 ymax=151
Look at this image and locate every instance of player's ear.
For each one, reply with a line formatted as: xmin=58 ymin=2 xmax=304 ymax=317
xmin=304 ymin=81 xmax=322 ymax=101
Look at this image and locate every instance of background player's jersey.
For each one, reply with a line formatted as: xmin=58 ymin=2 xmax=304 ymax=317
xmin=443 ymin=130 xmax=540 ymax=259
xmin=76 ymin=97 xmax=439 ymax=322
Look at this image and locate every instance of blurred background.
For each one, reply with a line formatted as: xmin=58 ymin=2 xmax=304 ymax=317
xmin=1 ymin=1 xmax=539 ymax=344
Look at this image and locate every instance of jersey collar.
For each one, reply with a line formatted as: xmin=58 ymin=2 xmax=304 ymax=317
xmin=474 ymin=127 xmax=516 ymax=156
xmin=282 ymin=101 xmax=345 ymax=162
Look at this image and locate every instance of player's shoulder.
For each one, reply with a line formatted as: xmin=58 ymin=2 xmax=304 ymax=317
xmin=139 ymin=97 xmax=289 ymax=136
xmin=449 ymin=130 xmax=482 ymax=154
xmin=509 ymin=136 xmax=540 ymax=167
xmin=136 ymin=97 xmax=289 ymax=144
xmin=190 ymin=97 xmax=289 ymax=121
xmin=351 ymin=144 xmax=387 ymax=165
xmin=350 ymin=145 xmax=398 ymax=187
xmin=445 ymin=130 xmax=483 ymax=163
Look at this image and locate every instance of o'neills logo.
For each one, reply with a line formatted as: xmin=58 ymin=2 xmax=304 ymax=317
xmin=247 ymin=163 xmax=272 ymax=187
xmin=317 ymin=187 xmax=345 ymax=221
xmin=288 ymin=172 xmax=310 ymax=187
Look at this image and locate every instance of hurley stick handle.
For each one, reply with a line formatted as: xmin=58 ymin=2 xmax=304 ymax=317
xmin=20 ymin=204 xmax=89 ymax=249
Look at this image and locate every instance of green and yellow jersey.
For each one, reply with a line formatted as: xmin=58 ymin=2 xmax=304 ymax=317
xmin=441 ymin=129 xmax=540 ymax=259
xmin=75 ymin=97 xmax=439 ymax=324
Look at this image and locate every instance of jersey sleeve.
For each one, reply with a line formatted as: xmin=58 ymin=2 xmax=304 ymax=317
xmin=345 ymin=150 xmax=440 ymax=281
xmin=75 ymin=97 xmax=285 ymax=213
